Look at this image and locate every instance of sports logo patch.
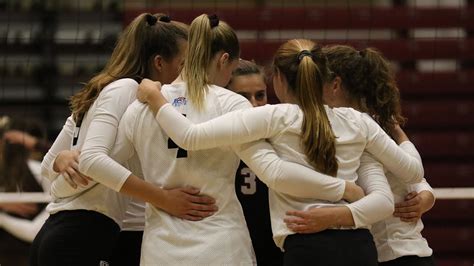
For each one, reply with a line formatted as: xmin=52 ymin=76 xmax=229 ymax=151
xmin=172 ymin=97 xmax=187 ymax=107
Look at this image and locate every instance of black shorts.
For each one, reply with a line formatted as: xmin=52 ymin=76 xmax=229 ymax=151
xmin=283 ymin=229 xmax=378 ymax=266
xmin=30 ymin=210 xmax=120 ymax=266
xmin=110 ymin=230 xmax=143 ymax=266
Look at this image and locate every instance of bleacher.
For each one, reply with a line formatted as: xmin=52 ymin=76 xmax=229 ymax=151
xmin=1 ymin=0 xmax=473 ymax=265
xmin=124 ymin=2 xmax=474 ymax=265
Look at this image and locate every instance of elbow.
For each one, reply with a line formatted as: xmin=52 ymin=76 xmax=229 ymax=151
xmin=40 ymin=161 xmax=50 ymax=180
xmin=25 ymin=231 xmax=37 ymax=243
xmin=412 ymin=156 xmax=425 ymax=183
xmin=23 ymin=226 xmax=41 ymax=243
xmin=416 ymin=164 xmax=425 ymax=183
xmin=41 ymin=159 xmax=56 ymax=182
xmin=409 ymin=164 xmax=424 ymax=184
xmin=381 ymin=193 xmax=395 ymax=218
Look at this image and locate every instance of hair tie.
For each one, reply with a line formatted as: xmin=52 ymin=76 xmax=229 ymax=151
xmin=297 ymin=50 xmax=313 ymax=62
xmin=159 ymin=15 xmax=171 ymax=23
xmin=145 ymin=14 xmax=158 ymax=26
xmin=208 ymin=14 xmax=219 ymax=28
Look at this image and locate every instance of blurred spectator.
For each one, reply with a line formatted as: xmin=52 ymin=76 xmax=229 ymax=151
xmin=0 ymin=116 xmax=50 ymax=266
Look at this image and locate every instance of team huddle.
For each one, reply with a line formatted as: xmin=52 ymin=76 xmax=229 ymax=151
xmin=29 ymin=13 xmax=435 ymax=266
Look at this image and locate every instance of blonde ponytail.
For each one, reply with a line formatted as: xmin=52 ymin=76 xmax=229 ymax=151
xmin=183 ymin=14 xmax=240 ymax=110
xmin=183 ymin=14 xmax=213 ymax=110
xmin=274 ymin=39 xmax=338 ymax=176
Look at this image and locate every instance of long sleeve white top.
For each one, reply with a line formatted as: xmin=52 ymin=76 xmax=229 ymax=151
xmin=0 ymin=160 xmax=50 ymax=243
xmin=40 ymin=78 xmax=138 ymax=227
xmin=109 ymin=83 xmax=257 ymax=265
xmin=371 ymin=174 xmax=434 ymax=262
xmin=154 ymin=103 xmax=424 ymax=248
xmin=77 ymin=103 xmax=352 ymax=203
xmin=90 ymin=82 xmax=364 ymax=265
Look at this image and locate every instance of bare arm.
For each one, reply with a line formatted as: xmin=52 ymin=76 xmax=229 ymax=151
xmin=119 ymin=174 xmax=217 ymax=221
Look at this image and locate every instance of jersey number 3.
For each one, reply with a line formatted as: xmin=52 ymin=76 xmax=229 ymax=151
xmin=240 ymin=167 xmax=257 ymax=195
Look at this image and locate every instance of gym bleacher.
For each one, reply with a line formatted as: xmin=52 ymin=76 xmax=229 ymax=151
xmin=1 ymin=0 xmax=473 ymax=265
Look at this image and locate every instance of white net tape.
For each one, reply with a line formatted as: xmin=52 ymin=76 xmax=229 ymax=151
xmin=0 ymin=192 xmax=52 ymax=203
xmin=0 ymin=188 xmax=473 ymax=203
xmin=433 ymin=188 xmax=474 ymax=199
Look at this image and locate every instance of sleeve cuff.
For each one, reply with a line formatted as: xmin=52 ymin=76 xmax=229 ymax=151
xmin=114 ymin=170 xmax=133 ymax=192
xmin=155 ymin=103 xmax=172 ymax=121
xmin=345 ymin=204 xmax=363 ymax=228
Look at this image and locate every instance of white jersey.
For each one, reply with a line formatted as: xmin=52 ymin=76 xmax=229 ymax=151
xmin=154 ymin=103 xmax=424 ymax=249
xmin=64 ymin=81 xmax=355 ymax=264
xmin=371 ymin=175 xmax=434 ymax=262
xmin=115 ymin=83 xmax=256 ymax=265
xmin=41 ymin=78 xmax=138 ymax=227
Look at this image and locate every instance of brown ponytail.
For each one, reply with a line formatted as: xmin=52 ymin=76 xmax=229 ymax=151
xmin=273 ymin=39 xmax=338 ymax=176
xmin=324 ymin=45 xmax=406 ymax=135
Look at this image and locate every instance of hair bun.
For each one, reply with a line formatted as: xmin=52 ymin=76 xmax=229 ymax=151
xmin=145 ymin=14 xmax=158 ymax=26
xmin=208 ymin=14 xmax=219 ymax=28
xmin=159 ymin=15 xmax=171 ymax=23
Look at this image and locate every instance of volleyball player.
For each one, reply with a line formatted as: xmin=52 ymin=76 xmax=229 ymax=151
xmin=78 ymin=13 xmax=258 ymax=265
xmin=30 ymin=14 xmax=216 ymax=266
xmin=227 ymin=59 xmax=268 ymax=107
xmin=85 ymin=15 xmax=374 ymax=265
xmin=321 ymin=45 xmax=436 ymax=266
xmin=137 ymin=39 xmax=425 ymax=266
xmin=227 ymin=59 xmax=283 ymax=265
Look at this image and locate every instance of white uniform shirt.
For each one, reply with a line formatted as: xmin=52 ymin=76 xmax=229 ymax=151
xmin=88 ymin=82 xmax=357 ymax=265
xmin=112 ymin=83 xmax=256 ymax=265
xmin=371 ymin=175 xmax=434 ymax=262
xmin=41 ymin=78 xmax=139 ymax=227
xmin=154 ymin=103 xmax=424 ymax=249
